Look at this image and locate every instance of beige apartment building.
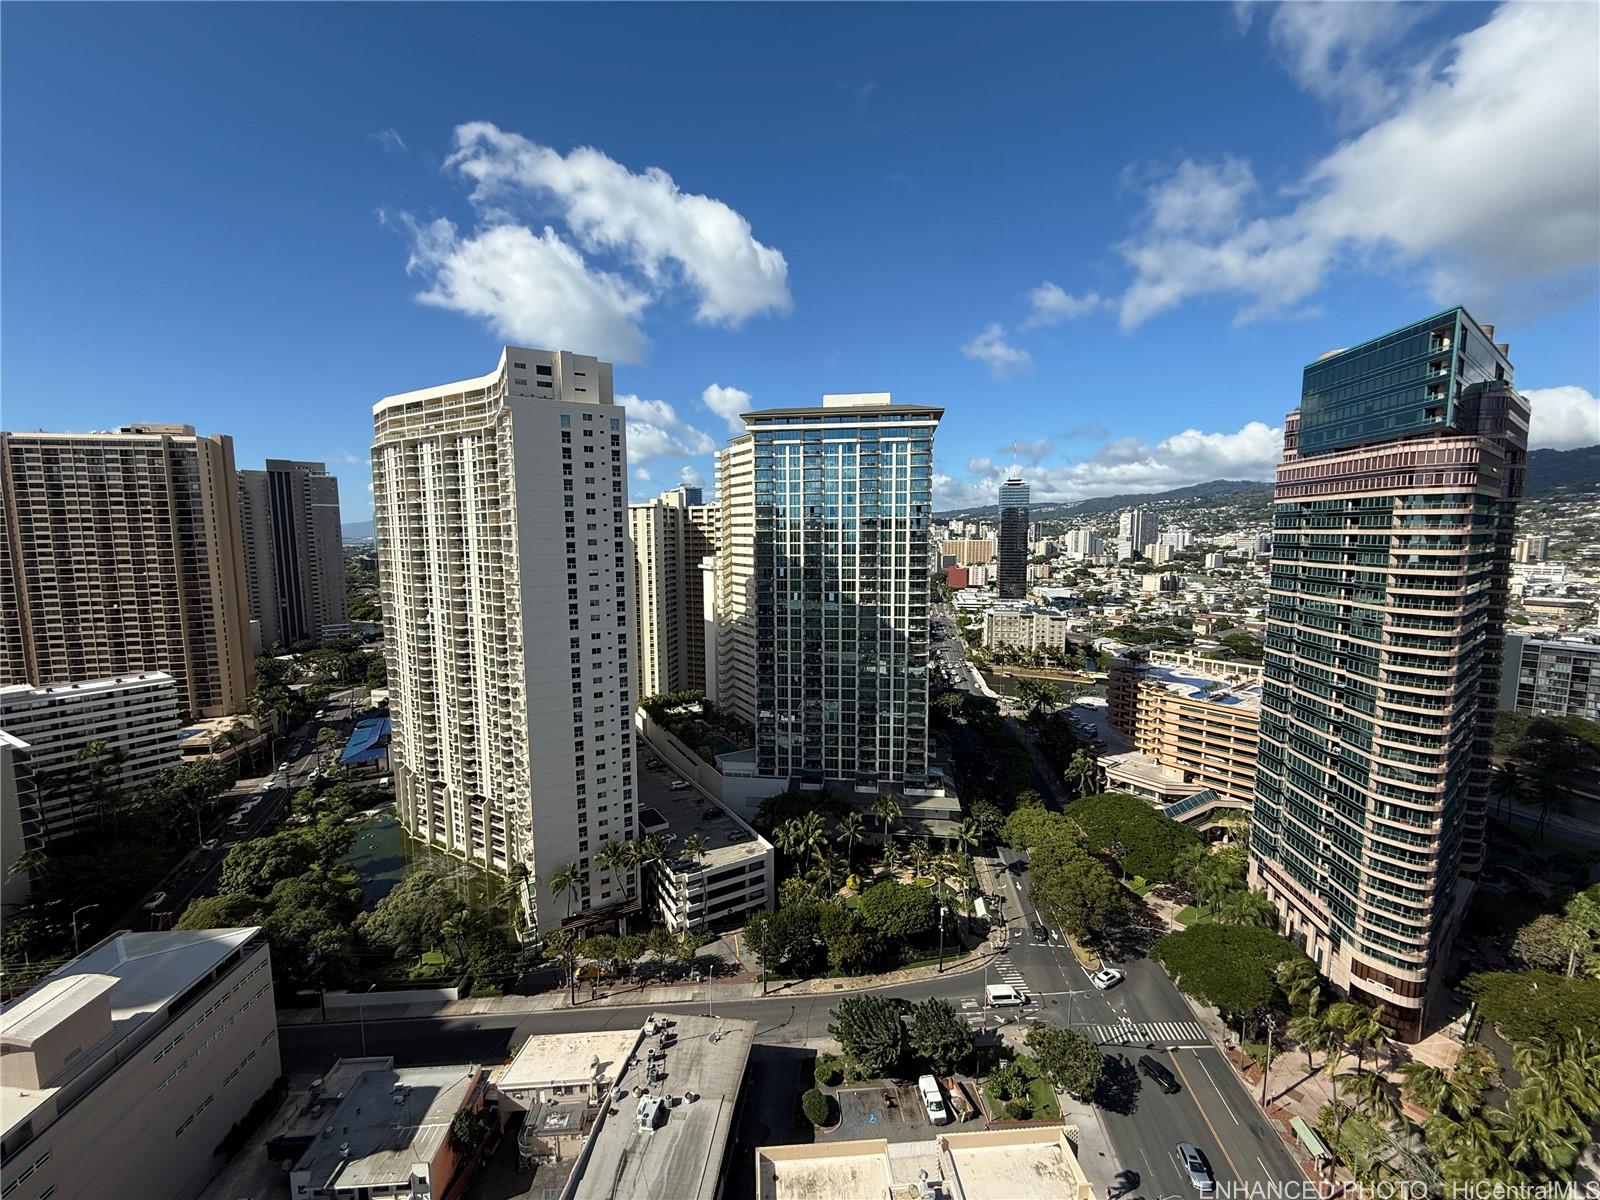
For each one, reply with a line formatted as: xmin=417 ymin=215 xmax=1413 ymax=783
xmin=982 ymin=603 xmax=1073 ymax=652
xmin=706 ymin=435 xmax=757 ymax=725
xmin=1104 ymin=659 xmax=1259 ymax=822
xmin=940 ymin=538 xmax=995 ymax=567
xmin=0 ymin=425 xmax=255 ymax=719
xmin=373 ymin=347 xmax=637 ymax=934
xmin=237 ymin=458 xmax=349 ymax=651
xmin=628 ymin=486 xmax=717 ymax=701
xmin=0 ymin=928 xmax=279 ymax=1200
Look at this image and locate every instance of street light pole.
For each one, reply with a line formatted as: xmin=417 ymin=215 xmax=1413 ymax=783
xmin=1261 ymin=1014 xmax=1278 ymax=1107
xmin=937 ymin=905 xmax=948 ymax=974
xmin=71 ymin=904 xmax=97 ymax=957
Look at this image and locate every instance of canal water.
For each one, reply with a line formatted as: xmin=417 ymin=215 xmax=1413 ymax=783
xmin=339 ymin=809 xmax=520 ymax=915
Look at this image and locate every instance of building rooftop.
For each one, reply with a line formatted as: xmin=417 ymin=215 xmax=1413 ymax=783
xmin=1128 ymin=661 xmax=1262 ymax=710
xmin=639 ymin=786 xmax=769 ymax=876
xmin=0 ymin=672 xmax=176 ymax=705
xmin=291 ymin=1060 xmax=483 ymax=1191
xmin=497 ymin=1028 xmax=641 ymax=1095
xmin=569 ymin=1012 xmax=756 ymax=1200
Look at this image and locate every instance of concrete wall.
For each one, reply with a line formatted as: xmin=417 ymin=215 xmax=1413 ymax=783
xmin=323 ymin=985 xmax=460 ymax=1009
xmin=633 ymin=709 xmax=786 ymax=822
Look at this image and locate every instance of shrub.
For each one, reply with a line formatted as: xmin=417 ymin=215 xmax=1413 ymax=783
xmin=1004 ymin=1099 xmax=1034 ymax=1121
xmin=801 ymin=1087 xmax=834 ymax=1127
xmin=814 ymin=1053 xmax=843 ymax=1088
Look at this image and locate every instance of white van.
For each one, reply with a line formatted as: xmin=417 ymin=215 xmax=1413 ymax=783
xmin=918 ymin=1075 xmax=950 ymax=1126
xmin=984 ymin=983 xmax=1026 ymax=1007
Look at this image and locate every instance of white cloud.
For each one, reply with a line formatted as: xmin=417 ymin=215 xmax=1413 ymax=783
xmin=634 ymin=467 xmax=653 ymax=482
xmin=701 ymin=383 xmax=753 ymax=434
xmin=961 ymin=324 xmax=1031 ymax=378
xmin=406 ymin=217 xmax=651 ymax=362
xmin=1259 ymin=2 xmax=1438 ymax=128
xmin=935 ymin=420 xmax=1284 ymax=510
xmin=1000 ymin=438 xmax=1055 ymax=466
xmin=376 ymin=128 xmax=408 ymax=154
xmin=679 ymin=465 xmax=705 ymax=488
xmin=1523 ymin=386 xmax=1600 ymax=451
xmin=1022 ymin=283 xmax=1106 ymax=329
xmin=1118 ymin=3 xmax=1600 ymax=329
xmin=445 ymin=122 xmax=791 ymax=326
xmin=619 ymin=394 xmax=716 ymax=461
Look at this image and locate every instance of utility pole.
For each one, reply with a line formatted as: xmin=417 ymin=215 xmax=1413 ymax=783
xmin=1261 ymin=1014 xmax=1278 ymax=1107
xmin=937 ymin=904 xmax=948 ymax=973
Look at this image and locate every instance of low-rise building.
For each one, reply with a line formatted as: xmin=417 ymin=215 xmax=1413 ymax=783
xmin=1105 ymin=659 xmax=1260 ymax=818
xmin=288 ymin=1059 xmax=490 ymax=1200
xmin=493 ymin=1029 xmax=640 ymax=1112
xmin=638 ymin=784 xmax=775 ymax=933
xmin=756 ymin=1126 xmax=1095 ymax=1200
xmin=981 ymin=605 xmax=1072 ymax=653
xmin=1500 ymin=634 xmax=1600 ymax=720
xmin=0 ymin=928 xmax=278 ymax=1200
xmin=567 ymin=1012 xmax=756 ymax=1200
xmin=0 ymin=672 xmax=180 ymax=847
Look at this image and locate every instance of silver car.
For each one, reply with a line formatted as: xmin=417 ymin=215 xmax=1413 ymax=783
xmin=1176 ymin=1143 xmax=1214 ymax=1194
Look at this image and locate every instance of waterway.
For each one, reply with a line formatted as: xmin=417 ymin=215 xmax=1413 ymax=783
xmin=339 ymin=809 xmax=520 ymax=915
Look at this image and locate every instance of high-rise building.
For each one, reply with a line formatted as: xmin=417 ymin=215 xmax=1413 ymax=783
xmin=707 ymin=435 xmax=757 ymax=725
xmin=0 ymin=672 xmax=180 ymax=848
xmin=1512 ymin=534 xmax=1549 ymax=563
xmin=238 ymin=459 xmax=349 ymax=651
xmin=629 ymin=486 xmax=718 ymax=700
xmin=1162 ymin=527 xmax=1193 ymax=552
xmin=996 ymin=477 xmax=1030 ymax=599
xmin=1117 ymin=507 xmax=1156 ymax=560
xmin=372 ymin=347 xmax=636 ymax=933
xmin=741 ymin=393 xmax=941 ymax=789
xmin=1064 ymin=528 xmax=1102 ymax=560
xmin=0 ymin=425 xmax=255 ymax=719
xmin=1251 ymin=308 xmax=1527 ymax=1040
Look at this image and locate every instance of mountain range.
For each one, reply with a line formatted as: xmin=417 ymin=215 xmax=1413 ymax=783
xmin=933 ymin=443 xmax=1599 ymax=520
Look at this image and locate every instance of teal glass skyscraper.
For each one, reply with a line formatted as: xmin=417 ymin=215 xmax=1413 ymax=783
xmin=749 ymin=394 xmax=941 ymax=790
xmin=1251 ymin=308 xmax=1527 ymax=1041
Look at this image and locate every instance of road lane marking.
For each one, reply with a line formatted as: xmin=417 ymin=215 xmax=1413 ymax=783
xmin=1195 ymin=1054 xmax=1238 ymax=1125
xmin=1166 ymin=1050 xmax=1248 ymax=1189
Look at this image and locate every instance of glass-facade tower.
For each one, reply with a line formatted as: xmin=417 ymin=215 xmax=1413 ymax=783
xmin=749 ymin=394 xmax=941 ymax=789
xmin=1251 ymin=308 xmax=1527 ymax=1041
xmin=997 ymin=477 xmax=1030 ymax=599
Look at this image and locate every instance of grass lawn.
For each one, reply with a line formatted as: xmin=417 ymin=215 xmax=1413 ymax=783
xmin=1175 ymin=904 xmax=1213 ymax=926
xmin=898 ymin=946 xmax=973 ymax=973
xmin=1127 ymin=876 xmax=1157 ymax=897
xmin=1026 ymin=1077 xmax=1061 ymax=1119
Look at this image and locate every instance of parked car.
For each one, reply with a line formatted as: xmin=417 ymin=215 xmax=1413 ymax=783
xmin=669 ymin=780 xmax=691 ymax=791
xmin=1176 ymin=1143 xmax=1214 ymax=1194
xmin=645 ymin=758 xmax=664 ymax=769
xmin=917 ymin=1075 xmax=950 ymax=1126
xmin=1139 ymin=1055 xmax=1181 ymax=1094
xmin=142 ymin=891 xmax=168 ymax=912
xmin=1091 ymin=968 xmax=1125 ymax=990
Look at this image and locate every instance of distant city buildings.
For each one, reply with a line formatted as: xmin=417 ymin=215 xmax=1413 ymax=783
xmin=0 ymin=928 xmax=279 ymax=1200
xmin=0 ymin=672 xmax=180 ymax=849
xmin=1251 ymin=307 xmax=1528 ymax=1041
xmin=1512 ymin=534 xmax=1549 ymax=563
xmin=1500 ymin=634 xmax=1599 ymax=720
xmin=940 ymin=537 xmax=995 ymax=568
xmin=629 ymin=486 xmax=717 ymax=700
xmin=1116 ymin=507 xmax=1156 ymax=560
xmin=372 ymin=347 xmax=636 ymax=934
xmin=1064 ymin=527 xmax=1102 ymax=560
xmin=982 ymin=602 xmax=1073 ymax=652
xmin=712 ymin=394 xmax=939 ymax=791
xmin=0 ymin=425 xmax=255 ymax=719
xmin=237 ymin=458 xmax=349 ymax=651
xmin=996 ymin=476 xmax=1030 ymax=599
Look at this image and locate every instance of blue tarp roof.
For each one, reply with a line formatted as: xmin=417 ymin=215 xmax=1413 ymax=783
xmin=339 ymin=717 xmax=391 ymax=765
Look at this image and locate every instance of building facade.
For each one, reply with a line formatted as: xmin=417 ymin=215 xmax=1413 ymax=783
xmin=744 ymin=394 xmax=940 ymax=790
xmin=1064 ymin=528 xmax=1103 ymax=560
xmin=996 ymin=477 xmax=1030 ymax=599
xmin=0 ymin=928 xmax=279 ymax=1200
xmin=629 ymin=487 xmax=717 ymax=701
xmin=707 ymin=436 xmax=757 ymax=725
xmin=982 ymin=604 xmax=1073 ymax=653
xmin=939 ymin=538 xmax=995 ymax=568
xmin=0 ymin=672 xmax=180 ymax=849
xmin=372 ymin=348 xmax=636 ymax=933
xmin=1251 ymin=308 xmax=1528 ymax=1040
xmin=0 ymin=425 xmax=255 ymax=719
xmin=1499 ymin=634 xmax=1600 ymax=721
xmin=238 ymin=459 xmax=349 ymax=651
xmin=1116 ymin=508 xmax=1156 ymax=560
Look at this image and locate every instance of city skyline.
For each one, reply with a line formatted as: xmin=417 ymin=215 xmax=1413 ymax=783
xmin=3 ymin=4 xmax=1596 ymax=521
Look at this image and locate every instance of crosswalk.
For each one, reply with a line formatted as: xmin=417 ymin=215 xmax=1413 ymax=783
xmin=1084 ymin=1019 xmax=1208 ymax=1047
xmin=993 ymin=963 xmax=1029 ymax=989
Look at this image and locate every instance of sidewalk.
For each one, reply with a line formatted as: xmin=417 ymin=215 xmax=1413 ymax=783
xmin=279 ymin=940 xmax=1009 ymax=1025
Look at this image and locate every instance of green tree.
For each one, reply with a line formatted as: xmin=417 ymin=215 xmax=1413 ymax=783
xmin=548 ymin=861 xmax=579 ymax=925
xmin=836 ymin=812 xmax=866 ymax=872
xmin=176 ymin=892 xmax=264 ymax=931
xmin=819 ymin=902 xmax=880 ymax=975
xmin=746 ymin=901 xmax=824 ymax=978
xmin=1066 ymin=792 xmax=1203 ymax=883
xmin=857 ymin=879 xmax=938 ymax=943
xmin=801 ymin=1088 xmax=834 ymax=1127
xmin=448 ymin=1109 xmax=489 ymax=1153
xmin=1463 ymin=971 xmax=1600 ymax=1043
xmin=871 ymin=793 xmax=902 ymax=852
xmin=1016 ymin=678 xmax=1063 ymax=719
xmin=218 ymin=830 xmax=321 ymax=897
xmin=1029 ymin=843 xmax=1125 ymax=940
xmin=827 ymin=995 xmax=906 ymax=1079
xmin=905 ymin=998 xmax=973 ymax=1075
xmin=1026 ymin=1025 xmax=1104 ymax=1101
xmin=1150 ymin=925 xmax=1310 ymax=1018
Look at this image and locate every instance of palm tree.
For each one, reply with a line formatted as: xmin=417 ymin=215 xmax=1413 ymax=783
xmin=549 ymin=861 xmax=579 ymax=925
xmin=837 ymin=812 xmax=866 ymax=872
xmin=871 ymin=793 xmax=902 ymax=855
xmin=1212 ymin=890 xmax=1278 ymax=928
xmin=1490 ymin=762 xmax=1523 ymax=819
xmin=1560 ymin=889 xmax=1600 ymax=976
xmin=1064 ymin=748 xmax=1102 ymax=798
xmin=1275 ymin=956 xmax=1322 ymax=1017
xmin=1017 ymin=678 xmax=1062 ymax=719
xmin=1288 ymin=1010 xmax=1334 ymax=1074
xmin=791 ymin=811 xmax=830 ymax=869
xmin=953 ymin=818 xmax=981 ymax=865
xmin=1340 ymin=1069 xmax=1402 ymax=1128
xmin=680 ymin=833 xmax=710 ymax=932
xmin=544 ymin=928 xmax=580 ymax=1006
xmin=596 ymin=838 xmax=631 ymax=897
xmin=907 ymin=838 xmax=932 ymax=880
xmin=1401 ymin=1061 xmax=1482 ymax=1124
xmin=1330 ymin=1000 xmax=1386 ymax=1076
xmin=1497 ymin=1091 xmax=1585 ymax=1178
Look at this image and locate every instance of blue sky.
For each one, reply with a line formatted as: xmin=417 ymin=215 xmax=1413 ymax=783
xmin=4 ymin=2 xmax=1597 ymax=519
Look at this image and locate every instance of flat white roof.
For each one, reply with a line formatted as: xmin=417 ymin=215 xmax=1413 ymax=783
xmin=498 ymin=1029 xmax=640 ymax=1092
xmin=0 ymin=672 xmax=176 ymax=703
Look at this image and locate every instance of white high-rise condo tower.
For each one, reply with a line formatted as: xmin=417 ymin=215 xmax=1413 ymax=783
xmin=372 ymin=348 xmax=637 ymax=934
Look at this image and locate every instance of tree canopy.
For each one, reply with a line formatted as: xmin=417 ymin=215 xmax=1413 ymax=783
xmin=906 ymin=998 xmax=974 ymax=1075
xmin=1026 ymin=1025 xmax=1104 ymax=1101
xmin=1464 ymin=971 xmax=1600 ymax=1045
xmin=1150 ymin=924 xmax=1311 ymax=1016
xmin=828 ymin=995 xmax=906 ymax=1079
xmin=1068 ymin=792 xmax=1203 ymax=883
xmin=856 ymin=879 xmax=939 ymax=943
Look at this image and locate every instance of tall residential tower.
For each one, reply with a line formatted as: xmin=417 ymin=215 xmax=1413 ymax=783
xmin=996 ymin=476 xmax=1030 ymax=599
xmin=372 ymin=348 xmax=636 ymax=934
xmin=629 ymin=485 xmax=718 ymax=700
xmin=1251 ymin=308 xmax=1527 ymax=1040
xmin=238 ymin=459 xmax=349 ymax=650
xmin=0 ymin=425 xmax=255 ymax=718
xmin=738 ymin=394 xmax=941 ymax=789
